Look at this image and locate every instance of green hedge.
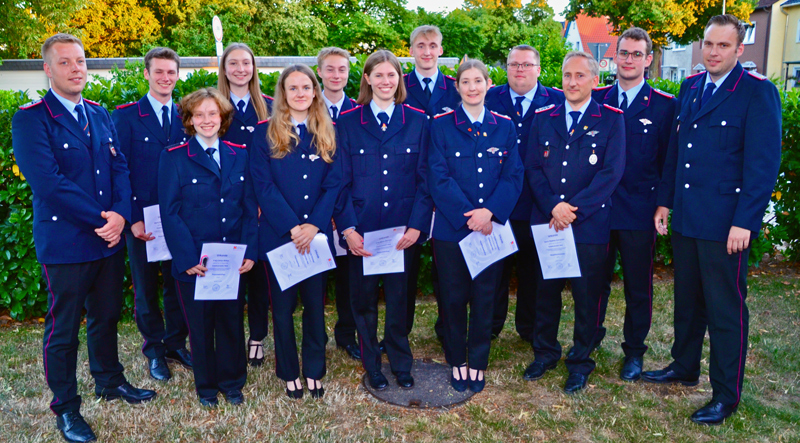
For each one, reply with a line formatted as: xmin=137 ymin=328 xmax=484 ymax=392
xmin=1 ymin=63 xmax=793 ymax=319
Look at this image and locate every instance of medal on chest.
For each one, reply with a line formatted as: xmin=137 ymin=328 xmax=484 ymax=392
xmin=589 ymin=150 xmax=597 ymax=165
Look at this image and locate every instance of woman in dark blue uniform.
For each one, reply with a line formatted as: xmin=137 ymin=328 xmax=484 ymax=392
xmin=217 ymin=42 xmax=273 ymax=366
xmin=158 ymin=88 xmax=258 ymax=407
xmin=250 ymin=65 xmax=340 ymax=399
xmin=335 ymin=50 xmax=433 ymax=391
xmin=428 ymin=59 xmax=523 ymax=393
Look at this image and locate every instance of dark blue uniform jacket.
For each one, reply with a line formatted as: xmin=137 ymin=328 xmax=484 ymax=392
xmin=403 ymin=69 xmax=461 ymax=117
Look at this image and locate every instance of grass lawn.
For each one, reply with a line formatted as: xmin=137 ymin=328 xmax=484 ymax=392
xmin=0 ymin=264 xmax=798 ymax=442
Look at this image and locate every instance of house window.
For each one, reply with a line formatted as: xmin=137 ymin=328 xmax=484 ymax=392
xmin=743 ymin=22 xmax=756 ymax=45
xmin=794 ymin=68 xmax=800 ymax=88
xmin=678 ymin=69 xmax=686 ymax=80
xmin=797 ymin=19 xmax=800 ymax=42
xmin=672 ymin=44 xmax=686 ymax=52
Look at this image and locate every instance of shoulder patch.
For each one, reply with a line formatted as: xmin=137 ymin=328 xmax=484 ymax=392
xmin=257 ymin=119 xmax=269 ymax=125
xmin=403 ymin=104 xmax=425 ymax=114
xmin=167 ymin=141 xmax=189 ymax=152
xmin=262 ymin=94 xmax=274 ymax=101
xmin=433 ymin=110 xmax=455 ymax=119
xmin=222 ymin=140 xmax=247 ymax=149
xmin=84 ymin=99 xmax=101 ymax=106
xmin=19 ymin=99 xmax=43 ymax=110
xmin=593 ymin=85 xmax=613 ymax=91
xmin=490 ymin=111 xmax=511 ymax=121
xmin=535 ymin=104 xmax=556 ymax=114
xmin=747 ymin=71 xmax=767 ymax=81
xmin=686 ymin=71 xmax=705 ymax=79
xmin=443 ymin=74 xmax=456 ymax=81
xmin=652 ymin=88 xmax=674 ymax=98
xmin=603 ymin=104 xmax=624 ymax=114
xmin=340 ymin=106 xmax=362 ymax=116
xmin=115 ymin=101 xmax=137 ymax=110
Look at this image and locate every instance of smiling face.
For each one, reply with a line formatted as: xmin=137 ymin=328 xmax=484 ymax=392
xmin=615 ymin=37 xmax=652 ymax=83
xmin=224 ymin=49 xmax=254 ymax=89
xmin=702 ymin=23 xmax=744 ymax=81
xmin=562 ymin=56 xmax=599 ymax=108
xmin=191 ymin=98 xmax=222 ymax=140
xmin=456 ymin=67 xmax=488 ymax=108
xmin=365 ymin=61 xmax=400 ymax=103
xmin=284 ymin=70 xmax=315 ymax=117
xmin=317 ymin=55 xmax=349 ymax=94
xmin=409 ymin=34 xmax=443 ymax=73
xmin=145 ymin=57 xmax=179 ymax=101
xmin=506 ymin=48 xmax=541 ymax=95
xmin=43 ymin=42 xmax=87 ymax=102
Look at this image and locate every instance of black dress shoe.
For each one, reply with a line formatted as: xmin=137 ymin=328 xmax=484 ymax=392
xmin=468 ymin=371 xmax=485 ymax=393
xmin=286 ymin=380 xmax=303 ymax=399
xmin=224 ymin=390 xmax=244 ymax=405
xmin=96 ymin=382 xmax=157 ymax=404
xmin=308 ymin=382 xmax=325 ymax=399
xmin=641 ymin=367 xmax=699 ymax=386
xmin=564 ymin=372 xmax=588 ymax=394
xmin=56 ymin=411 xmax=96 ymax=443
xmin=523 ymin=361 xmax=557 ymax=381
xmin=148 ymin=356 xmax=171 ymax=381
xmin=450 ymin=367 xmax=468 ymax=392
xmin=165 ymin=348 xmax=193 ymax=369
xmin=337 ymin=343 xmax=361 ymax=360
xmin=367 ymin=371 xmax=389 ymax=390
xmin=199 ymin=396 xmax=218 ymax=407
xmin=620 ymin=356 xmax=643 ymax=382
xmin=394 ymin=371 xmax=414 ymax=389
xmin=247 ymin=340 xmax=264 ymax=367
xmin=690 ymin=400 xmax=738 ymax=425
xmin=378 ymin=340 xmax=387 ymax=354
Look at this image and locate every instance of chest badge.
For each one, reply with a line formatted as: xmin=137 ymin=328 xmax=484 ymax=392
xmin=381 ymin=123 xmax=387 ymax=132
xmin=246 ymin=126 xmax=255 ymax=133
xmin=587 ymin=130 xmax=599 ymax=137
xmin=589 ymin=151 xmax=598 ymax=165
xmin=309 ymin=154 xmax=319 ymax=162
xmin=110 ymin=145 xmax=117 ymax=157
xmin=640 ymin=118 xmax=652 ymax=126
xmin=487 ymin=147 xmax=500 ymax=154
xmin=543 ymin=148 xmax=550 ymax=158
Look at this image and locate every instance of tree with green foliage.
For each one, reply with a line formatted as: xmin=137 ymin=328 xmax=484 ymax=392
xmin=68 ymin=0 xmax=161 ymax=57
xmin=309 ymin=0 xmax=414 ymax=55
xmin=0 ymin=0 xmax=84 ymax=59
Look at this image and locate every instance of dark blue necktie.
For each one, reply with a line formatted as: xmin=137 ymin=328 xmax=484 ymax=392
xmin=330 ymin=105 xmax=338 ymax=121
xmin=473 ymin=120 xmax=482 ymax=136
xmin=161 ymin=105 xmax=170 ymax=139
xmin=568 ymin=111 xmax=581 ymax=135
xmin=620 ymin=92 xmax=628 ymax=110
xmin=205 ymin=147 xmax=219 ymax=169
xmin=377 ymin=112 xmax=389 ymax=131
xmin=700 ymin=83 xmax=716 ymax=108
xmin=297 ymin=123 xmax=307 ymax=141
xmin=423 ymin=78 xmax=432 ymax=100
xmin=237 ymin=100 xmax=246 ymax=114
xmin=75 ymin=104 xmax=90 ymax=138
xmin=514 ymin=96 xmax=525 ymax=117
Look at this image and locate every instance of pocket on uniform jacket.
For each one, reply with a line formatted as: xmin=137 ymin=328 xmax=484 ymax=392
xmin=182 ymin=176 xmax=215 ymax=209
xmin=395 ymin=144 xmax=420 ymax=174
xmin=53 ymin=136 xmax=90 ymax=172
xmin=444 ymin=148 xmax=472 ymax=180
xmin=580 ymin=140 xmax=605 ymax=167
xmin=710 ymin=116 xmax=742 ymax=151
xmin=352 ymin=146 xmax=378 ymax=177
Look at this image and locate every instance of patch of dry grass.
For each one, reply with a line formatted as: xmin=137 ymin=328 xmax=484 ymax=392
xmin=1 ymin=269 xmax=798 ymax=442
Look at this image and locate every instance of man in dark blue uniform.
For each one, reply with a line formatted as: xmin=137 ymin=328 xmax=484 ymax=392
xmin=485 ymin=44 xmax=564 ymax=342
xmin=591 ymin=28 xmax=677 ymax=382
xmin=643 ymin=15 xmax=781 ymax=425
xmin=316 ymin=46 xmax=361 ymax=361
xmin=523 ymin=51 xmax=626 ymax=394
xmin=12 ymin=33 xmax=156 ymax=443
xmin=112 ymin=47 xmax=192 ymax=382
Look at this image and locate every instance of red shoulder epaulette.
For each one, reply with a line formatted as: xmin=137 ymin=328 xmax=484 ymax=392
xmin=340 ymin=106 xmax=362 ymax=116
xmin=535 ymin=104 xmax=556 ymax=114
xmin=490 ymin=111 xmax=511 ymax=121
xmin=593 ymin=85 xmax=613 ymax=91
xmin=262 ymin=94 xmax=274 ymax=101
xmin=19 ymin=100 xmax=42 ymax=110
xmin=747 ymin=71 xmax=767 ymax=81
xmin=84 ymin=99 xmax=101 ymax=106
xmin=348 ymin=98 xmax=358 ymax=105
xmin=115 ymin=102 xmax=136 ymax=110
xmin=652 ymin=89 xmax=674 ymax=98
xmin=433 ymin=110 xmax=454 ymax=119
xmin=222 ymin=140 xmax=246 ymax=149
xmin=603 ymin=104 xmax=624 ymax=114
xmin=552 ymin=87 xmax=563 ymax=91
xmin=404 ymin=104 xmax=425 ymax=114
xmin=686 ymin=71 xmax=705 ymax=79
xmin=257 ymin=119 xmax=269 ymax=125
xmin=167 ymin=141 xmax=190 ymax=151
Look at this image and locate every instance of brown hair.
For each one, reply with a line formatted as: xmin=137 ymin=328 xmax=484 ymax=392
xmin=508 ymin=45 xmax=541 ymax=64
xmin=144 ymin=47 xmax=180 ymax=71
xmin=179 ymin=88 xmax=234 ymax=138
xmin=267 ymin=65 xmax=336 ymax=163
xmin=316 ymin=47 xmax=351 ymax=68
xmin=356 ymin=50 xmax=407 ymax=105
xmin=617 ymin=27 xmax=653 ymax=56
xmin=41 ymin=33 xmax=83 ymax=63
xmin=217 ymin=43 xmax=269 ymax=121
xmin=705 ymin=14 xmax=747 ymax=46
xmin=456 ymin=58 xmax=490 ymax=84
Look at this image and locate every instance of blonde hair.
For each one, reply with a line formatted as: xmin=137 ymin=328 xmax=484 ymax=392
xmin=41 ymin=33 xmax=83 ymax=63
xmin=356 ymin=50 xmax=407 ymax=105
xmin=267 ymin=65 xmax=336 ymax=164
xmin=317 ymin=47 xmax=351 ymax=68
xmin=180 ymin=88 xmax=234 ymax=138
xmin=410 ymin=25 xmax=443 ymax=46
xmin=562 ymin=51 xmax=599 ymax=77
xmin=217 ymin=43 xmax=269 ymax=121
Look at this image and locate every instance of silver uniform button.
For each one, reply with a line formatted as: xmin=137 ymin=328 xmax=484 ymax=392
xmin=108 ymin=137 xmax=112 ymax=142
xmin=383 ymin=154 xmax=388 ymax=159
xmin=478 ymin=198 xmax=484 ymax=203
xmin=563 ymin=161 xmax=568 ymax=166
xmin=518 ymin=123 xmax=522 ymax=127
xmin=498 ymin=152 xmax=502 ymax=157
xmin=144 ymin=137 xmax=149 ymax=142
xmin=644 ymin=129 xmax=648 ymax=133
xmin=693 ymin=124 xmax=698 ymax=129
xmin=384 ymin=186 xmax=389 ymax=191
xmin=688 ymin=143 xmax=693 ymax=148
xmin=651 ymin=187 xmax=655 ymax=190
xmin=96 ymin=170 xmax=100 ymax=175
xmin=479 ymin=183 xmax=484 ymax=188
xmin=98 ymin=190 xmax=102 ymax=196
xmin=565 ymin=144 xmax=569 ymax=150
xmin=133 ymin=196 xmax=137 ymax=201
xmin=304 ymin=195 xmax=309 ymax=200
xmin=478 ymin=168 xmax=483 ymax=173
xmin=52 ymin=216 xmax=58 ymax=221
xmin=220 ymin=198 xmax=224 ymax=203
xmin=384 ymin=202 xmax=388 ymax=207
xmin=736 ymin=188 xmax=741 ymax=193
xmin=240 ymin=176 xmax=244 ymax=181
xmin=360 ymin=149 xmax=365 ymax=154
xmin=545 ymin=141 xmax=549 ymax=146
xmin=561 ymin=178 xmax=566 ymax=183
xmin=383 ymin=170 xmax=388 ymax=175
xmin=560 ymin=195 xmax=565 ymax=199
xmin=222 ymin=218 xmax=226 ymax=222
xmin=223 ymin=237 xmax=226 ymax=241
xmin=192 ymin=179 xmax=197 ymax=183
xmin=63 ymin=143 xmax=68 ymax=148
xmin=592 ymin=143 xmax=596 ymax=148
xmin=685 ymin=184 xmax=690 ymax=189
xmin=407 ymin=148 xmax=411 ymax=153
xmin=303 ymin=174 xmax=308 ymax=179
xmin=722 ymin=121 xmax=727 ymax=126
xmin=478 ymin=153 xmax=483 ymax=158
xmin=301 ymin=154 xmax=306 ymax=159
xmin=685 ymin=163 xmax=690 ymax=168
xmin=602 ymin=204 xmax=605 ymax=208
xmin=455 ymin=152 xmax=460 ymax=157
xmin=241 ymin=126 xmax=245 ymax=130
xmin=304 ymin=214 xmax=308 ymax=219
xmin=517 ymin=139 xmax=521 ymax=144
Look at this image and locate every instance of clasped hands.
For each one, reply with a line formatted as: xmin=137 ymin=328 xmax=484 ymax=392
xmin=343 ymin=227 xmax=421 ymax=257
xmin=464 ymin=208 xmax=494 ymax=235
xmin=550 ymin=202 xmax=578 ymax=232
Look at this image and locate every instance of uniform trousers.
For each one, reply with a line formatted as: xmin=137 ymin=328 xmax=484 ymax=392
xmin=245 ymin=263 xmax=270 ymax=342
xmin=175 ymin=278 xmax=246 ymax=399
xmin=533 ymin=243 xmax=608 ymax=375
xmin=496 ymin=219 xmax=540 ymax=341
xmin=333 ymin=254 xmax=358 ymax=348
xmin=596 ymin=229 xmax=656 ymax=357
xmin=669 ymin=231 xmax=749 ymax=406
xmin=404 ymin=244 xmax=422 ymax=335
xmin=434 ymin=240 xmax=503 ymax=371
xmin=125 ymin=232 xmax=187 ymax=359
xmin=41 ymin=251 xmax=127 ymax=415
xmin=349 ymin=253 xmax=414 ymax=374
xmin=263 ymin=261 xmax=328 ymax=381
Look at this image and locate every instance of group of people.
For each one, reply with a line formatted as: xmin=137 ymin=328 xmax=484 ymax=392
xmin=11 ymin=14 xmax=781 ymax=443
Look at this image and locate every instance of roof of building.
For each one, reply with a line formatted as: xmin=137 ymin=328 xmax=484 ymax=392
xmin=782 ymin=0 xmax=800 ymax=6
xmin=756 ymin=0 xmax=781 ymax=9
xmin=571 ymin=14 xmax=617 ymax=58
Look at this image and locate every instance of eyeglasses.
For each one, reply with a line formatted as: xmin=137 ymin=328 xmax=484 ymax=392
xmin=616 ymin=50 xmax=646 ymax=61
xmin=507 ymin=63 xmax=539 ymax=71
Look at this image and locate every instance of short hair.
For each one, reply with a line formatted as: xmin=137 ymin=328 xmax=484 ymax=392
xmin=317 ymin=47 xmax=351 ymax=68
xmin=617 ymin=27 xmax=652 ymax=55
xmin=508 ymin=45 xmax=541 ymax=64
xmin=456 ymin=58 xmax=490 ymax=84
xmin=356 ymin=50 xmax=407 ymax=105
xmin=41 ymin=33 xmax=83 ymax=63
xmin=410 ymin=25 xmax=443 ymax=46
xmin=562 ymin=52 xmax=599 ymax=77
xmin=179 ymin=87 xmax=234 ymax=138
xmin=705 ymin=14 xmax=747 ymax=46
xmin=144 ymin=47 xmax=180 ymax=71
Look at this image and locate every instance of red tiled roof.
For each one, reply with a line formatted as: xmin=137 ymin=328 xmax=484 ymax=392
xmin=574 ymin=14 xmax=617 ymax=58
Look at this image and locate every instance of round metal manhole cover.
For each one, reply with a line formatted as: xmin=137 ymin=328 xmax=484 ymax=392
xmin=362 ymin=359 xmax=476 ymax=409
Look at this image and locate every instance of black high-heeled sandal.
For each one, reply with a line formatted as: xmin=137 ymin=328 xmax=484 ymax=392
xmin=248 ymin=340 xmax=264 ymax=367
xmin=468 ymin=369 xmax=485 ymax=393
xmin=285 ymin=379 xmax=303 ymax=399
xmin=450 ymin=364 xmax=468 ymax=392
xmin=307 ymin=379 xmax=325 ymax=399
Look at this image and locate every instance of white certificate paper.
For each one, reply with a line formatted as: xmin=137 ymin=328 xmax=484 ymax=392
xmin=458 ymin=221 xmax=519 ymax=279
xmin=143 ymin=204 xmax=172 ymax=262
xmin=531 ymin=224 xmax=582 ymax=280
xmin=363 ymin=226 xmax=406 ymax=276
xmin=266 ymin=233 xmax=336 ymax=291
xmin=194 ymin=243 xmax=247 ymax=300
xmin=332 ymin=229 xmax=348 ymax=257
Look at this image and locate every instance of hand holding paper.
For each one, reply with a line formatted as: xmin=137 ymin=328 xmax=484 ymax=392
xmin=458 ymin=221 xmax=518 ymax=279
